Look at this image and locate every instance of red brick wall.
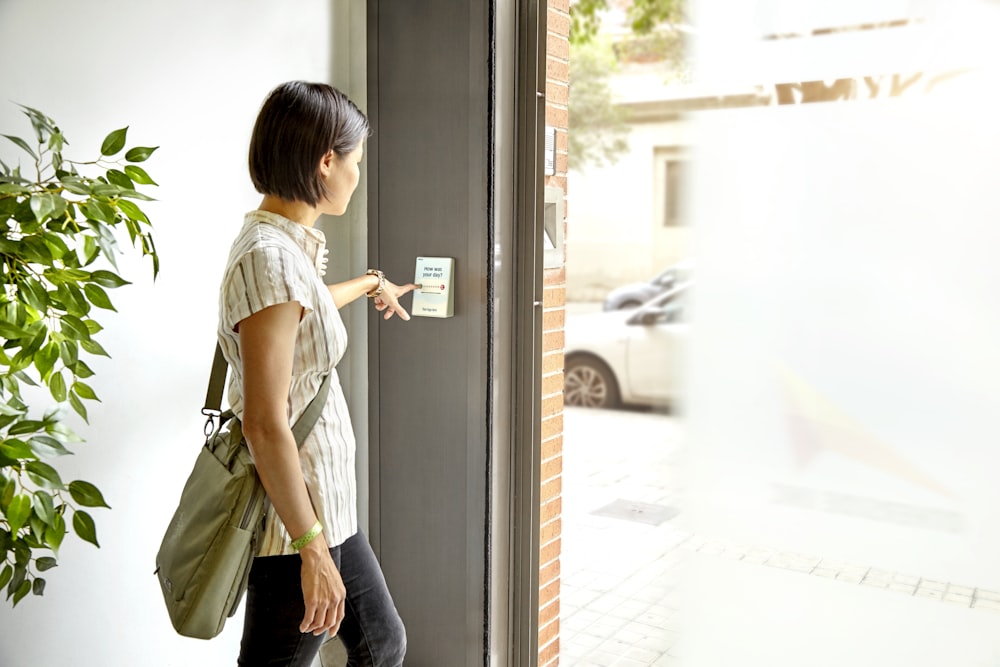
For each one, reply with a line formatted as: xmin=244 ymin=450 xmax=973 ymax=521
xmin=539 ymin=0 xmax=568 ymax=664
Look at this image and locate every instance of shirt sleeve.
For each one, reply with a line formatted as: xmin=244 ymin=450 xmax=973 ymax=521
xmin=222 ymin=245 xmax=317 ymax=331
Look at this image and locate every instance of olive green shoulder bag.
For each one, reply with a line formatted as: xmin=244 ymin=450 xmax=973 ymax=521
xmin=154 ymin=344 xmax=331 ymax=639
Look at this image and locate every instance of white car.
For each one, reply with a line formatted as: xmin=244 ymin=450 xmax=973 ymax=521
xmin=602 ymin=259 xmax=694 ymax=311
xmin=565 ymin=284 xmax=689 ymax=409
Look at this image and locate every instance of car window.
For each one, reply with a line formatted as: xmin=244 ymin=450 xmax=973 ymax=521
xmin=654 ymin=299 xmax=683 ymax=324
xmin=653 ymin=270 xmax=675 ymax=287
xmin=631 ymin=295 xmax=685 ymax=325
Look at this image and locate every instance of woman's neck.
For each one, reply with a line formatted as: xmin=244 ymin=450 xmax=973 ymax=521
xmin=258 ymin=196 xmax=320 ymax=227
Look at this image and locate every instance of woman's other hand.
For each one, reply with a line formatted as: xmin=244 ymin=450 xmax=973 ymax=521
xmin=298 ymin=534 xmax=347 ymax=636
xmin=373 ymin=280 xmax=419 ymax=321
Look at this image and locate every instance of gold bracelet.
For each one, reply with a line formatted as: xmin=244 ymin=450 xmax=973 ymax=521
xmin=290 ymin=520 xmax=323 ymax=551
xmin=365 ymin=268 xmax=385 ymax=299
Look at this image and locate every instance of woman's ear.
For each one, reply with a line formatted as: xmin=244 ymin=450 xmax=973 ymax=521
xmin=318 ymin=149 xmax=335 ymax=177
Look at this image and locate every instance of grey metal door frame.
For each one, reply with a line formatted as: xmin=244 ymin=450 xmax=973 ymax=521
xmin=365 ymin=1 xmax=544 ymax=664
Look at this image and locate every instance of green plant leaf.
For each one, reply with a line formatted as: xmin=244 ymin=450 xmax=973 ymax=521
xmin=28 ymin=435 xmax=72 ymax=458
xmin=123 ymin=216 xmax=139 ymax=242
xmin=28 ymin=193 xmax=66 ymax=224
xmin=82 ymin=284 xmax=115 ymax=311
xmin=0 ymin=237 xmax=22 ymax=256
xmin=6 ymin=495 xmax=31 ymax=534
xmin=0 ymin=321 xmax=29 ymax=340
xmin=89 ymin=182 xmax=124 ymax=198
xmin=0 ymin=401 xmax=25 ymax=417
xmin=124 ymin=146 xmax=157 ymax=162
xmin=79 ymin=339 xmax=109 ymax=358
xmin=59 ymin=314 xmax=91 ymax=341
xmin=48 ymin=130 xmax=64 ymax=153
xmin=32 ymin=492 xmax=55 ymax=526
xmin=31 ymin=577 xmax=45 ymax=596
xmin=12 ymin=370 xmax=38 ymax=388
xmin=35 ymin=556 xmax=57 ymax=572
xmin=34 ymin=343 xmax=59 ymax=380
xmin=0 ymin=565 xmax=11 ymax=590
xmin=44 ymin=513 xmax=65 ymax=552
xmin=17 ymin=105 xmax=56 ymax=137
xmin=89 ymin=270 xmax=129 ymax=289
xmin=11 ymin=327 xmax=46 ymax=371
xmin=55 ymin=281 xmax=92 ymax=316
xmin=0 ymin=439 xmax=34 ymax=460
xmin=72 ymin=360 xmax=94 ymax=379
xmin=68 ymin=481 xmax=109 ymax=509
xmin=68 ymin=391 xmax=87 ymax=421
xmin=0 ymin=182 xmax=30 ymax=196
xmin=71 ymin=510 xmax=99 ymax=547
xmin=59 ymin=340 xmax=78 ymax=367
xmin=51 ymin=267 xmax=91 ymax=282
xmin=94 ymin=232 xmax=120 ymax=268
xmin=31 ymin=494 xmax=55 ymax=529
xmin=117 ymin=188 xmax=155 ymax=202
xmin=49 ymin=370 xmax=67 ymax=402
xmin=8 ymin=419 xmax=44 ymax=436
xmin=105 ymin=169 xmax=133 ymax=190
xmin=0 ymin=478 xmax=14 ymax=509
xmin=71 ymin=381 xmax=99 ymax=402
xmin=41 ymin=233 xmax=70 ymax=261
xmin=18 ymin=277 xmax=49 ymax=313
xmin=116 ymin=199 xmax=149 ymax=223
xmin=81 ymin=235 xmax=100 ymax=265
xmin=100 ymin=127 xmax=128 ymax=156
xmin=81 ymin=200 xmax=115 ymax=225
xmin=1 ymin=135 xmax=37 ymax=159
xmin=20 ymin=236 xmax=54 ymax=264
xmin=29 ymin=194 xmax=55 ymax=223
xmin=11 ymin=577 xmax=31 ymax=606
xmin=13 ymin=540 xmax=31 ymax=566
xmin=25 ymin=461 xmax=63 ymax=490
xmin=29 ymin=514 xmax=46 ymax=542
xmin=123 ymin=165 xmax=157 ymax=186
xmin=58 ymin=176 xmax=91 ymax=196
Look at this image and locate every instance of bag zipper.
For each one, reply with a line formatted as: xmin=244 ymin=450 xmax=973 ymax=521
xmin=239 ymin=484 xmax=265 ymax=530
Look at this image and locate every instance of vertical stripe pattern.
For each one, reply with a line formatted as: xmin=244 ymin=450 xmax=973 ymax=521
xmin=218 ymin=210 xmax=357 ymax=554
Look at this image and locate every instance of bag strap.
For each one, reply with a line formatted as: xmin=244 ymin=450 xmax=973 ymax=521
xmin=204 ymin=343 xmax=228 ymax=415
xmin=203 ymin=343 xmax=332 ymax=448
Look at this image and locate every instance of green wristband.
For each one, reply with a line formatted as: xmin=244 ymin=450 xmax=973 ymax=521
xmin=290 ymin=520 xmax=323 ymax=551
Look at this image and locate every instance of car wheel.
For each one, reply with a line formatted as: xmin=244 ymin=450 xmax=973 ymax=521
xmin=618 ymin=300 xmax=641 ymax=310
xmin=564 ymin=356 xmax=620 ymax=409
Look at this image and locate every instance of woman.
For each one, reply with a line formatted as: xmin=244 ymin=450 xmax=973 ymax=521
xmin=217 ymin=81 xmax=412 ymax=667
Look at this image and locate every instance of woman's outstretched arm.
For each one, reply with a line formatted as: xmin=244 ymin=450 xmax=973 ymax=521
xmin=328 ymin=273 xmax=419 ymax=320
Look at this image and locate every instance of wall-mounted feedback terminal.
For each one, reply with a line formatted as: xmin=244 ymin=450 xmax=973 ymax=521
xmin=411 ymin=256 xmax=455 ymax=318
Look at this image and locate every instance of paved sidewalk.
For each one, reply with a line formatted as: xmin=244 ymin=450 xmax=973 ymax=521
xmin=559 ymin=407 xmax=1000 ymax=666
xmin=560 ymin=407 xmax=685 ymax=666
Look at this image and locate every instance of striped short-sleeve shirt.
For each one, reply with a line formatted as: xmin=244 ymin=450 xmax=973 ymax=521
xmin=218 ymin=210 xmax=357 ymax=555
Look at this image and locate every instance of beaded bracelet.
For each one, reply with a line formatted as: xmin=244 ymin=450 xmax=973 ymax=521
xmin=365 ymin=268 xmax=385 ymax=299
xmin=290 ymin=520 xmax=323 ymax=551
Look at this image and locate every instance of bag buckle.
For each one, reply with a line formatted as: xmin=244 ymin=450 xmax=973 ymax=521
xmin=201 ymin=409 xmax=221 ymax=443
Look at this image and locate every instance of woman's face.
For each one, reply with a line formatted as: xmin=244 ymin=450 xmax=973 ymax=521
xmin=319 ymin=141 xmax=364 ymax=216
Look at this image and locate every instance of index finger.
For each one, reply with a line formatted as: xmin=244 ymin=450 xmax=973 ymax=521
xmin=384 ymin=304 xmax=410 ymax=321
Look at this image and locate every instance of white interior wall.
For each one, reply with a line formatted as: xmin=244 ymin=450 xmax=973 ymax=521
xmin=0 ymin=1 xmax=334 ymax=665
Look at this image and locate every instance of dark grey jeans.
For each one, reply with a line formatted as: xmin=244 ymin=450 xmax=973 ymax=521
xmin=237 ymin=531 xmax=406 ymax=667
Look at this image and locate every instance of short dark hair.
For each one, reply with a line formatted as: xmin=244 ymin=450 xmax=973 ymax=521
xmin=248 ymin=81 xmax=369 ymax=206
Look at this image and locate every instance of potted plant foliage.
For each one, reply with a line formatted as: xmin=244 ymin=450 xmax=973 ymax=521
xmin=0 ymin=104 xmax=159 ymax=605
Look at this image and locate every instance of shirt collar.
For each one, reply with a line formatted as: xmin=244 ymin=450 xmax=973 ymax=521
xmin=244 ymin=209 xmax=330 ymax=277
